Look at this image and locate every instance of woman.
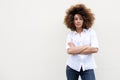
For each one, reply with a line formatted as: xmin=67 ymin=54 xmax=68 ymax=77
xmin=64 ymin=4 xmax=99 ymax=80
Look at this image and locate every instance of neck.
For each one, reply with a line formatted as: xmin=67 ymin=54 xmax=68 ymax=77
xmin=76 ymin=28 xmax=83 ymax=34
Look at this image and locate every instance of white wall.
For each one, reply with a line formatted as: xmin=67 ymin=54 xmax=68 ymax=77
xmin=0 ymin=0 xmax=120 ymax=80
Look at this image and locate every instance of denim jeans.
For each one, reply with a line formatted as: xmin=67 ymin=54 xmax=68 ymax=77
xmin=66 ymin=65 xmax=96 ymax=80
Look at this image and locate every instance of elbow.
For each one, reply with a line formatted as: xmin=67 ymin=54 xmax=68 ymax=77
xmin=67 ymin=48 xmax=76 ymax=55
xmin=67 ymin=48 xmax=73 ymax=54
xmin=93 ymin=48 xmax=99 ymax=53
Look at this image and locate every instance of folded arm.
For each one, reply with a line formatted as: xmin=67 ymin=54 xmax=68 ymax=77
xmin=67 ymin=42 xmax=98 ymax=55
xmin=80 ymin=46 xmax=98 ymax=54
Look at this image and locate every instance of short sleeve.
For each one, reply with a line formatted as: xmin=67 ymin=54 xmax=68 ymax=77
xmin=66 ymin=33 xmax=72 ymax=50
xmin=90 ymin=29 xmax=99 ymax=49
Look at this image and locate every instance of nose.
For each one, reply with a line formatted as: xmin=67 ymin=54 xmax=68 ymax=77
xmin=77 ymin=19 xmax=81 ymax=22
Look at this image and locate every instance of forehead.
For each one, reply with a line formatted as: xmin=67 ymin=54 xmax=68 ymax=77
xmin=74 ymin=14 xmax=82 ymax=18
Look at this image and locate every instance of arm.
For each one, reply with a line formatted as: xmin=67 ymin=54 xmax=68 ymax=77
xmin=67 ymin=42 xmax=89 ymax=55
xmin=80 ymin=46 xmax=98 ymax=54
xmin=67 ymin=42 xmax=98 ymax=55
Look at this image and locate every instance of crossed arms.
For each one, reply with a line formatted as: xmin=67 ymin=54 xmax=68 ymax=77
xmin=67 ymin=42 xmax=98 ymax=55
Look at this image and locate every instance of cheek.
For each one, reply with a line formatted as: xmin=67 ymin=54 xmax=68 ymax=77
xmin=74 ymin=20 xmax=77 ymax=24
xmin=81 ymin=20 xmax=83 ymax=23
xmin=81 ymin=21 xmax=84 ymax=25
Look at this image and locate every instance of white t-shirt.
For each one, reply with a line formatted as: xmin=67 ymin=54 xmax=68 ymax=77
xmin=66 ymin=28 xmax=99 ymax=72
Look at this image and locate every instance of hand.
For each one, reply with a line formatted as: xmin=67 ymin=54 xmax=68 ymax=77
xmin=68 ymin=42 xmax=75 ymax=47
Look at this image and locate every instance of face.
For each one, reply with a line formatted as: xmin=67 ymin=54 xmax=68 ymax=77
xmin=74 ymin=14 xmax=83 ymax=29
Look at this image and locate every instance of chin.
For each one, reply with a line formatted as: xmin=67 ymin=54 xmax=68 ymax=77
xmin=76 ymin=26 xmax=82 ymax=28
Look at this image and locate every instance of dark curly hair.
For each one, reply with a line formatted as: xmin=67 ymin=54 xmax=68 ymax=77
xmin=64 ymin=4 xmax=95 ymax=31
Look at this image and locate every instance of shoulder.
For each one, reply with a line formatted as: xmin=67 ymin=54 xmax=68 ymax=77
xmin=67 ymin=31 xmax=75 ymax=36
xmin=66 ymin=31 xmax=76 ymax=39
xmin=83 ymin=28 xmax=97 ymax=36
xmin=86 ymin=28 xmax=96 ymax=34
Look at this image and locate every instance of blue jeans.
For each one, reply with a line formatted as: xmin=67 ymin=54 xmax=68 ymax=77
xmin=66 ymin=65 xmax=96 ymax=80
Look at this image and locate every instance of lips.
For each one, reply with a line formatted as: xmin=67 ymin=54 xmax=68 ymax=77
xmin=76 ymin=24 xmax=81 ymax=26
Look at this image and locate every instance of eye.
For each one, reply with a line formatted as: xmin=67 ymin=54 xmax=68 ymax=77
xmin=74 ymin=17 xmax=78 ymax=20
xmin=74 ymin=18 xmax=77 ymax=20
xmin=80 ymin=17 xmax=83 ymax=20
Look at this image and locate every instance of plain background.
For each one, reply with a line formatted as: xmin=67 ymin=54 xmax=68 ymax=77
xmin=0 ymin=0 xmax=120 ymax=80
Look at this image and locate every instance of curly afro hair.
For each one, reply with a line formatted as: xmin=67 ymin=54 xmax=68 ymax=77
xmin=64 ymin=4 xmax=95 ymax=31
